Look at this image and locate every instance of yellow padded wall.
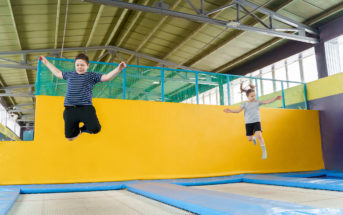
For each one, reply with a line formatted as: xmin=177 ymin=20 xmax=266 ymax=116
xmin=0 ymin=96 xmax=324 ymax=185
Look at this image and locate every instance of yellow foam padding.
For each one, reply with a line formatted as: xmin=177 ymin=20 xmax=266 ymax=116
xmin=307 ymin=72 xmax=343 ymax=101
xmin=0 ymin=96 xmax=324 ymax=185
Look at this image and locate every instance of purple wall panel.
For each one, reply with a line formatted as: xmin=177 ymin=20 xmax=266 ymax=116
xmin=309 ymin=93 xmax=343 ymax=170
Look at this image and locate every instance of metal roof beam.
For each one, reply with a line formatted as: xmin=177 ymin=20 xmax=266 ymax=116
xmin=0 ymin=46 xmax=196 ymax=70
xmin=185 ymin=0 xmax=200 ymax=14
xmin=154 ymin=0 xmax=233 ymax=67
xmin=9 ymin=103 xmax=35 ymax=108
xmin=113 ymin=46 xmax=195 ymax=70
xmin=6 ymin=0 xmax=32 ymax=104
xmin=234 ymin=0 xmax=317 ymax=35
xmin=18 ymin=114 xmax=34 ymax=118
xmin=0 ymin=46 xmax=110 ymax=55
xmin=0 ymin=77 xmax=16 ymax=108
xmin=54 ymin=0 xmax=61 ymax=49
xmin=125 ymin=0 xmax=183 ymax=64
xmin=17 ymin=119 xmax=34 ymax=122
xmin=206 ymin=3 xmax=235 ymax=16
xmin=86 ymin=5 xmax=104 ymax=47
xmin=213 ymin=2 xmax=343 ymax=74
xmin=8 ymin=109 xmax=34 ymax=113
xmin=0 ymin=64 xmax=36 ymax=70
xmin=180 ymin=0 xmax=294 ymax=68
xmin=136 ymin=0 xmax=293 ymax=98
xmin=115 ymin=0 xmax=153 ymax=47
xmin=0 ymin=58 xmax=21 ymax=64
xmin=94 ymin=0 xmax=134 ymax=63
xmin=80 ymin=0 xmax=318 ymax=44
xmin=7 ymin=0 xmax=22 ymax=50
xmin=0 ymin=93 xmax=34 ymax=97
xmin=239 ymin=4 xmax=270 ymax=29
xmin=214 ymin=38 xmax=281 ymax=73
xmin=17 ymin=114 xmax=35 ymax=122
xmin=0 ymin=84 xmax=35 ymax=90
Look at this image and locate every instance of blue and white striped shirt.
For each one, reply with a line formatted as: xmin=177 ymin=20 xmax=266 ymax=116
xmin=62 ymin=71 xmax=103 ymax=106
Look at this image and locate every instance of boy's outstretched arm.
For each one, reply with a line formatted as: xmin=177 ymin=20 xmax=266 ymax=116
xmin=260 ymin=96 xmax=282 ymax=104
xmin=39 ymin=56 xmax=63 ymax=79
xmin=223 ymin=107 xmax=244 ymax=113
xmin=101 ymin=61 xmax=127 ymax=82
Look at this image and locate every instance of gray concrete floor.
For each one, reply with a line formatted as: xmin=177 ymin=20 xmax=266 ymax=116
xmin=194 ymin=182 xmax=343 ymax=208
xmin=8 ymin=190 xmax=193 ymax=215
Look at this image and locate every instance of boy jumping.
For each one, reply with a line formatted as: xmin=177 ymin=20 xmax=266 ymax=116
xmin=40 ymin=54 xmax=126 ymax=141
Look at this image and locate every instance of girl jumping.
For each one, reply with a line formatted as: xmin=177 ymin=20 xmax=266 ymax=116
xmin=224 ymin=83 xmax=282 ymax=159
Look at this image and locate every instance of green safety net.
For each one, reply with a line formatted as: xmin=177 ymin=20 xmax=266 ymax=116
xmin=36 ymin=57 xmax=308 ymax=109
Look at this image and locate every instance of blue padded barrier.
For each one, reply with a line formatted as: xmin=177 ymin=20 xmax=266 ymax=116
xmin=243 ymin=175 xmax=343 ymax=191
xmin=126 ymin=182 xmax=342 ymax=215
xmin=0 ymin=189 xmax=20 ymax=215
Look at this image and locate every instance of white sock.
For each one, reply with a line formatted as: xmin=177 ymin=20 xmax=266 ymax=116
xmin=261 ymin=144 xmax=267 ymax=159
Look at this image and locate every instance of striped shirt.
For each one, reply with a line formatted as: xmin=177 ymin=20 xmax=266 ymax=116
xmin=62 ymin=71 xmax=103 ymax=106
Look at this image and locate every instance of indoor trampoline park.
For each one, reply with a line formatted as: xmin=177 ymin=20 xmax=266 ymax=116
xmin=1 ymin=0 xmax=343 ymax=214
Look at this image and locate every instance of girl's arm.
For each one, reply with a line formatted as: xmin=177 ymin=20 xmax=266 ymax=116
xmin=101 ymin=61 xmax=127 ymax=82
xmin=223 ymin=107 xmax=244 ymax=113
xmin=39 ymin=56 xmax=63 ymax=79
xmin=260 ymin=96 xmax=282 ymax=104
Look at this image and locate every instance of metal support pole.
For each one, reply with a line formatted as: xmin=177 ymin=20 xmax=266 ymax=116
xmin=227 ymin=76 xmax=231 ymax=105
xmin=195 ymin=72 xmax=199 ymax=104
xmin=123 ymin=68 xmax=126 ymax=99
xmin=254 ymin=78 xmax=259 ymax=100
xmin=299 ymin=53 xmax=305 ymax=82
xmin=161 ymin=67 xmax=165 ymax=102
xmin=272 ymin=65 xmax=276 ymax=92
xmin=281 ymin=81 xmax=286 ymax=108
xmin=219 ymin=84 xmax=224 ymax=105
xmin=303 ymin=83 xmax=308 ymax=110
xmin=35 ymin=59 xmax=41 ymax=95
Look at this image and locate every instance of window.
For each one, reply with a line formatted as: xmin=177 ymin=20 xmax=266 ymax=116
xmin=204 ymin=92 xmax=210 ymax=105
xmin=232 ymin=79 xmax=243 ymax=104
xmin=302 ymin=54 xmax=318 ymax=82
xmin=250 ymin=71 xmax=260 ymax=77
xmin=0 ymin=103 xmax=22 ymax=139
xmin=325 ymin=36 xmax=342 ymax=76
xmin=243 ymin=48 xmax=318 ymax=85
xmin=339 ymin=37 xmax=343 ymax=72
xmin=191 ymin=97 xmax=196 ymax=104
xmin=287 ymin=60 xmax=301 ymax=87
xmin=261 ymin=72 xmax=273 ymax=95
xmin=15 ymin=126 xmax=21 ymax=137
xmin=180 ymin=47 xmax=320 ymax=107
xmin=275 ymin=65 xmax=287 ymax=91
xmin=222 ymin=84 xmax=228 ymax=105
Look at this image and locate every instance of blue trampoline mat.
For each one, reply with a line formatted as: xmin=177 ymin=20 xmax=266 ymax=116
xmin=2 ymin=170 xmax=343 ymax=215
xmin=126 ymin=182 xmax=343 ymax=215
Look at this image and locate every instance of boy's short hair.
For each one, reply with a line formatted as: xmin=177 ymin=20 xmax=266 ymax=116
xmin=75 ymin=53 xmax=90 ymax=65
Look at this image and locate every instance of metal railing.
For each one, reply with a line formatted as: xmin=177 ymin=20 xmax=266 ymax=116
xmin=36 ymin=57 xmax=308 ymax=109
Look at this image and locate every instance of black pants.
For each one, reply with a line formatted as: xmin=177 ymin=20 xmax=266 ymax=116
xmin=245 ymin=122 xmax=262 ymax=136
xmin=63 ymin=106 xmax=101 ymax=138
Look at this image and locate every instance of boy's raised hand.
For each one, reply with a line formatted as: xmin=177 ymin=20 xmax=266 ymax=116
xmin=223 ymin=108 xmax=232 ymax=113
xmin=275 ymin=96 xmax=282 ymax=100
xmin=119 ymin=61 xmax=127 ymax=71
xmin=39 ymin=56 xmax=48 ymax=65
